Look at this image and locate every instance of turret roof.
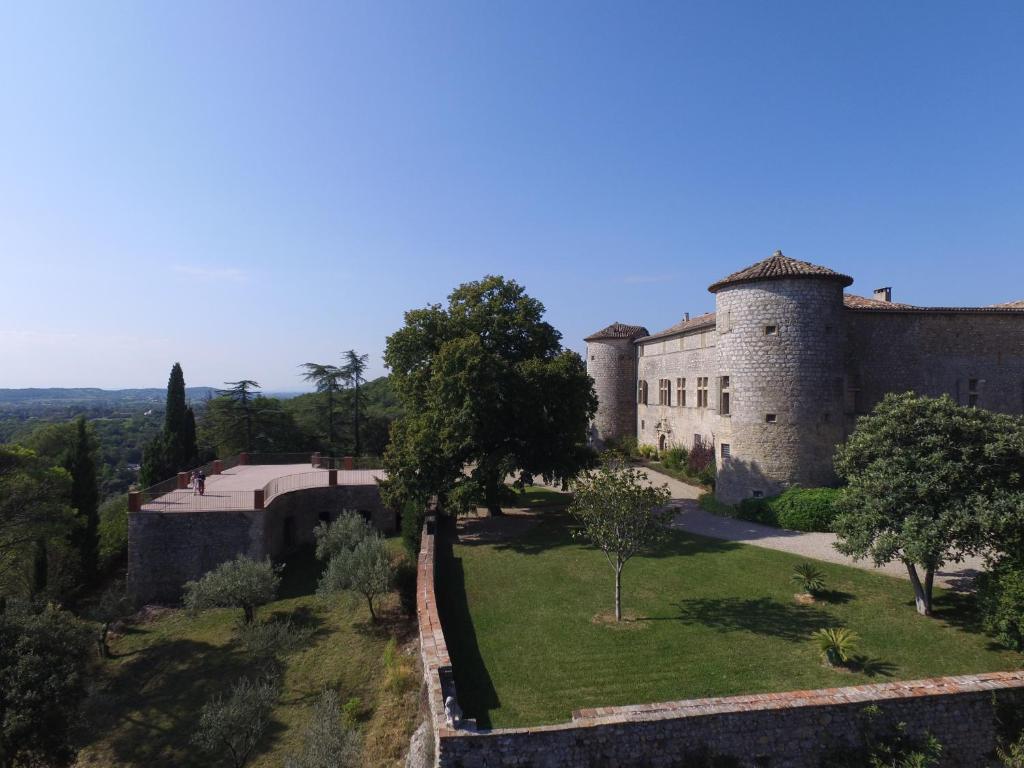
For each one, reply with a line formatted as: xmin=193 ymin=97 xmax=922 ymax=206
xmin=584 ymin=322 xmax=649 ymax=342
xmin=708 ymin=250 xmax=853 ymax=293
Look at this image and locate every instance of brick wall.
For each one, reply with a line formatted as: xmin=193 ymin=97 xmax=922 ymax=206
xmin=418 ymin=522 xmax=1024 ymax=768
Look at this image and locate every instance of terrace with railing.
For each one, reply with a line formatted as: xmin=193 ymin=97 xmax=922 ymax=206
xmin=129 ymin=452 xmax=386 ymax=513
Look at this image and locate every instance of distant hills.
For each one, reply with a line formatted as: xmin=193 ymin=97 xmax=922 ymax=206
xmin=0 ymin=387 xmax=220 ymax=407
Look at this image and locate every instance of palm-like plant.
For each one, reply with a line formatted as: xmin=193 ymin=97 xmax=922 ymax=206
xmin=300 ymin=363 xmax=343 ymax=446
xmin=791 ymin=562 xmax=826 ymax=595
xmin=813 ymin=626 xmax=859 ymax=667
xmin=341 ymin=350 xmax=370 ymax=456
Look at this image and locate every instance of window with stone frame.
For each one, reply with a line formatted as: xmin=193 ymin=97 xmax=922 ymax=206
xmin=658 ymin=378 xmax=671 ymax=406
xmin=696 ymin=377 xmax=709 ymax=408
xmin=719 ymin=376 xmax=731 ymax=415
xmin=676 ymin=377 xmax=686 ymax=407
xmin=637 ymin=380 xmax=648 ymax=405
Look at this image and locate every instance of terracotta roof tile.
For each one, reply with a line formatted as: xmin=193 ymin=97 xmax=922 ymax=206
xmin=584 ymin=322 xmax=649 ymax=342
xmin=843 ymin=293 xmax=917 ymax=310
xmin=708 ymin=250 xmax=853 ymax=292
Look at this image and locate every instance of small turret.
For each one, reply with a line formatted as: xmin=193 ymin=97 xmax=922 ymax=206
xmin=585 ymin=322 xmax=649 ymax=447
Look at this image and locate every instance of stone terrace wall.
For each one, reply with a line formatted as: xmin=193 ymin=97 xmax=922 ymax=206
xmin=129 ymin=484 xmax=395 ymax=605
xmin=418 ymin=523 xmax=1024 ymax=768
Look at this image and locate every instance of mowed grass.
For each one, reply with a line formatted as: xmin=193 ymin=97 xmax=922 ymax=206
xmin=74 ymin=542 xmax=419 ymax=768
xmin=439 ymin=512 xmax=1024 ymax=729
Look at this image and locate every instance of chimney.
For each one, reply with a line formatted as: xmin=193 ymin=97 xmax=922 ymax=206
xmin=684 ymin=312 xmax=690 ymax=321
xmin=873 ymin=287 xmax=892 ymax=303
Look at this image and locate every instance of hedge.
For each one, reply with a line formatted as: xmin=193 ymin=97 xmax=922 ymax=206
xmin=736 ymin=486 xmax=841 ymax=532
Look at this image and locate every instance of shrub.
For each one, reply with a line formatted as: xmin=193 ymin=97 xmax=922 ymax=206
xmin=978 ymin=563 xmax=1024 ymax=652
xmin=236 ymin=618 xmax=310 ymax=662
xmin=400 ymin=500 xmax=426 ymax=557
xmin=661 ymin=446 xmax=689 ymax=471
xmin=813 ymin=626 xmax=858 ymax=667
xmin=687 ymin=437 xmax=715 ymax=486
xmin=772 ymin=487 xmax=840 ymax=532
xmin=183 ymin=556 xmax=282 ymax=624
xmin=617 ymin=436 xmax=639 ymax=458
xmin=734 ymin=487 xmax=840 ymax=532
xmin=283 ymin=688 xmax=362 ymax=768
xmin=341 ymin=696 xmax=363 ymax=727
xmin=394 ymin=559 xmax=417 ymax=618
xmin=314 ymin=512 xmax=374 ymax=562
xmin=820 ymin=704 xmax=942 ymax=767
xmin=637 ymin=443 xmax=658 ymax=459
xmin=192 ymin=675 xmax=279 ymax=768
xmin=791 ymin=563 xmax=826 ymax=595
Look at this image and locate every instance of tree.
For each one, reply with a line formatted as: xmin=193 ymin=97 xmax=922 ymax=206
xmin=183 ymin=556 xmax=282 ymax=624
xmin=140 ymin=363 xmax=199 ymax=485
xmin=283 ymin=688 xmax=362 ymax=768
xmin=383 ymin=276 xmax=597 ymax=515
xmin=65 ymin=417 xmax=99 ymax=582
xmin=88 ymin=584 xmax=130 ymax=659
xmin=201 ymin=395 xmax=307 ymax=457
xmin=313 ymin=512 xmax=374 ymax=562
xmin=340 ymin=351 xmax=369 ymax=456
xmin=568 ymin=463 xmax=672 ymax=621
xmin=218 ymin=381 xmax=263 ymax=453
xmin=833 ymin=393 xmax=1024 ymax=616
xmin=192 ymin=675 xmax=279 ymax=768
xmin=318 ymin=536 xmax=393 ymax=622
xmin=0 ymin=447 xmax=72 ymax=598
xmin=0 ymin=602 xmax=92 ymax=768
xmin=300 ymin=363 xmax=344 ymax=448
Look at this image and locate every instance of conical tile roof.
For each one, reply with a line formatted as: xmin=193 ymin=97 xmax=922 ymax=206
xmin=708 ymin=250 xmax=853 ymax=293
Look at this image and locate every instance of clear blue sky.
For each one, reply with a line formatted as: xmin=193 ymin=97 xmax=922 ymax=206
xmin=2 ymin=1 xmax=1022 ymax=389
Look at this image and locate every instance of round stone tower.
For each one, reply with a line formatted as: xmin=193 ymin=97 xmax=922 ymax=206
xmin=710 ymin=251 xmax=852 ymax=503
xmin=584 ymin=322 xmax=649 ymax=448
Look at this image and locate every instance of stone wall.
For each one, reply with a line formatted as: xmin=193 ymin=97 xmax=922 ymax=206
xmin=846 ymin=309 xmax=1024 ymax=417
xmin=636 ymin=326 xmax=727 ymax=454
xmin=129 ymin=483 xmax=395 ymax=605
xmin=715 ymin=279 xmax=847 ymax=504
xmin=418 ymin=522 xmax=1024 ymax=768
xmin=587 ymin=337 xmax=639 ymax=446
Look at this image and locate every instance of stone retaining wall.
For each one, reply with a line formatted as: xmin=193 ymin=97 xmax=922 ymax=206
xmin=417 ymin=521 xmax=1024 ymax=767
xmin=129 ymin=483 xmax=395 ymax=605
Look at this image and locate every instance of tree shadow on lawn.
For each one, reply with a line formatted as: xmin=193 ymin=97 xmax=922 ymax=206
xmin=928 ymin=590 xmax=1010 ymax=652
xmin=476 ymin=512 xmax=744 ymax=560
xmin=671 ymin=597 xmax=837 ymax=643
xmin=93 ymin=638 xmax=286 ymax=768
xmin=436 ymin=531 xmax=501 ymax=730
xmin=846 ymin=655 xmax=898 ymax=678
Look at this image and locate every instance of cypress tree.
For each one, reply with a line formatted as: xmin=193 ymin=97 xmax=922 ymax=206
xmin=164 ymin=363 xmax=188 ymax=470
xmin=66 ymin=417 xmax=99 ymax=581
xmin=183 ymin=406 xmax=198 ymax=467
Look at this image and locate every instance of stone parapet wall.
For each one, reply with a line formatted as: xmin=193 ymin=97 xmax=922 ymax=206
xmin=418 ymin=524 xmax=1024 ymax=767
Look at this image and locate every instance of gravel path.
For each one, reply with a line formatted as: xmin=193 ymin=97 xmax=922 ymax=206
xmin=636 ymin=466 xmax=984 ymax=592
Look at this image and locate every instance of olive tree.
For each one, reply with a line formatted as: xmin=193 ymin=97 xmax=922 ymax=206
xmin=317 ymin=536 xmax=393 ymax=622
xmin=833 ymin=393 xmax=1024 ymax=616
xmin=569 ymin=463 xmax=672 ymax=621
xmin=284 ymin=688 xmax=362 ymax=768
xmin=313 ymin=512 xmax=374 ymax=562
xmin=191 ymin=675 xmax=279 ymax=768
xmin=183 ymin=556 xmax=282 ymax=624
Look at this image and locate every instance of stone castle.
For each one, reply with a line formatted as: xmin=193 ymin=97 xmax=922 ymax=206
xmin=586 ymin=250 xmax=1024 ymax=503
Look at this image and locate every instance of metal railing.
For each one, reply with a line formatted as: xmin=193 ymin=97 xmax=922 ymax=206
xmin=263 ymin=471 xmax=331 ymax=506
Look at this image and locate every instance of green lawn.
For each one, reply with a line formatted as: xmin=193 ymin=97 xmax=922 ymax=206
xmin=439 ymin=512 xmax=1023 ymax=729
xmin=75 ymin=542 xmax=419 ymax=768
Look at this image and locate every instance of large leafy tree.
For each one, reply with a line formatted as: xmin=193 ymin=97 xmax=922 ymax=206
xmin=340 ymin=351 xmax=370 ymax=456
xmin=0 ymin=601 xmax=92 ymax=768
xmin=300 ymin=363 xmax=344 ymax=448
xmin=218 ymin=380 xmax=262 ymax=454
xmin=569 ymin=463 xmax=672 ymax=621
xmin=833 ymin=393 xmax=1024 ymax=616
xmin=383 ymin=276 xmax=597 ymax=515
xmin=0 ymin=447 xmax=72 ymax=599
